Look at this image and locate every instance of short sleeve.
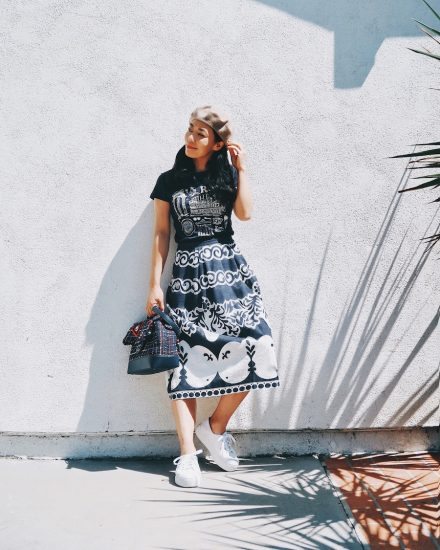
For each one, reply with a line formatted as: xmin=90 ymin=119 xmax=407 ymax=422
xmin=149 ymin=173 xmax=169 ymax=202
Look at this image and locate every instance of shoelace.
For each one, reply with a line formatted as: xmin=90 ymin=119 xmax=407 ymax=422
xmin=219 ymin=433 xmax=237 ymax=458
xmin=173 ymin=449 xmax=203 ymax=470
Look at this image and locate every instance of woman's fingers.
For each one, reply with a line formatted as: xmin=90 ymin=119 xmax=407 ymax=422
xmin=228 ymin=144 xmax=245 ymax=158
xmin=227 ymin=140 xmax=242 ymax=148
xmin=146 ymin=300 xmax=156 ymax=316
xmin=146 ymin=296 xmax=164 ymax=316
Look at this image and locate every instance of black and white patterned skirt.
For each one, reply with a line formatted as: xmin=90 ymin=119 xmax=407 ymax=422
xmin=165 ymin=235 xmax=280 ymax=400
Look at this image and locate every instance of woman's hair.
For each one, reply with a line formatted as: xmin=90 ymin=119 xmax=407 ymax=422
xmin=171 ymin=133 xmax=237 ymax=206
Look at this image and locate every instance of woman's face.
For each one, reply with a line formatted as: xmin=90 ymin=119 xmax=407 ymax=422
xmin=184 ymin=117 xmax=223 ymax=159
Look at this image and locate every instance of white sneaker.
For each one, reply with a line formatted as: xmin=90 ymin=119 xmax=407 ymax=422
xmin=173 ymin=449 xmax=203 ymax=487
xmin=195 ymin=418 xmax=239 ymax=472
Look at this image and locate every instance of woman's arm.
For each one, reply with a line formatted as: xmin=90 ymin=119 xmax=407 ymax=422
xmin=146 ymin=199 xmax=171 ymax=315
xmin=226 ymin=141 xmax=252 ymax=221
xmin=233 ymin=167 xmax=253 ymax=221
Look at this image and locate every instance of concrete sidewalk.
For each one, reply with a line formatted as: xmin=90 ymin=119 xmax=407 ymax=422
xmin=1 ymin=455 xmax=362 ymax=549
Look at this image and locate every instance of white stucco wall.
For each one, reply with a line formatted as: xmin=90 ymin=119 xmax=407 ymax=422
xmin=2 ymin=1 xmax=439 ymax=442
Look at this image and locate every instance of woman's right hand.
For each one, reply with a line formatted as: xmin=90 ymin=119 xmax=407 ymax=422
xmin=146 ymin=285 xmax=165 ymax=317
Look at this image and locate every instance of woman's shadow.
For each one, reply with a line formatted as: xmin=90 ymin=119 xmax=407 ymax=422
xmin=77 ymin=202 xmax=169 ymax=433
xmin=75 ymin=201 xmax=216 ymax=448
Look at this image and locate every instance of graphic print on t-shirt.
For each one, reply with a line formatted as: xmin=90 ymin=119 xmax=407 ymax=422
xmin=171 ymin=185 xmax=230 ymax=238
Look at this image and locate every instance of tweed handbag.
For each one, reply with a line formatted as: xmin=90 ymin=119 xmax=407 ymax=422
xmin=123 ymin=304 xmax=181 ymax=375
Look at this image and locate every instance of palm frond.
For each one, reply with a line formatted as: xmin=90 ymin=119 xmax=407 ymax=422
xmin=421 ymin=0 xmax=440 ymax=22
xmin=389 ymin=0 xmax=440 ymax=245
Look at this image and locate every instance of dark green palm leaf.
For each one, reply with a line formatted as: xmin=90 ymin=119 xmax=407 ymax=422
xmin=389 ymin=148 xmax=440 ymax=158
xmin=412 ymin=18 xmax=440 ymax=36
xmin=421 ymin=0 xmax=440 ymax=21
xmin=389 ymin=0 xmax=440 ymax=246
xmin=407 ymin=47 xmax=440 ymax=61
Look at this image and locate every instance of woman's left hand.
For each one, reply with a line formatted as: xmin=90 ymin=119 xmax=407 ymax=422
xmin=226 ymin=141 xmax=247 ymax=172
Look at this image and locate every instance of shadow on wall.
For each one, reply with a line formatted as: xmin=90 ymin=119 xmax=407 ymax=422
xmin=256 ymin=0 xmax=437 ymax=88
xmin=73 ymin=152 xmax=439 ymax=435
xmin=75 ymin=206 xmax=184 ymax=433
xmin=71 ymin=1 xmax=440 ymax=436
xmin=251 ymin=150 xmax=440 ymax=431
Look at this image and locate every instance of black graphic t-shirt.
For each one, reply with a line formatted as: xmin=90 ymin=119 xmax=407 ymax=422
xmin=149 ymin=165 xmax=239 ymax=245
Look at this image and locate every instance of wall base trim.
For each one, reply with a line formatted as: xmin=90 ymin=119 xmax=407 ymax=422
xmin=0 ymin=426 xmax=438 ymax=459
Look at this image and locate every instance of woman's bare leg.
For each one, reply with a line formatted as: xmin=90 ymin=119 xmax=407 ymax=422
xmin=209 ymin=391 xmax=250 ymax=434
xmin=171 ymin=397 xmax=197 ymax=454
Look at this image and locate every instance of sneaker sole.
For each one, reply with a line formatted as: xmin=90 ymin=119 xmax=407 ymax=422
xmin=175 ymin=473 xmax=202 ymax=488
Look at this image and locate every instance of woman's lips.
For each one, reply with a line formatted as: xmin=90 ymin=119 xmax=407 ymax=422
xmin=186 ymin=145 xmax=197 ymax=149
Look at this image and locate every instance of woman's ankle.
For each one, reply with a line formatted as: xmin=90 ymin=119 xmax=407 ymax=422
xmin=208 ymin=416 xmax=226 ymax=435
xmin=179 ymin=442 xmax=197 ymax=455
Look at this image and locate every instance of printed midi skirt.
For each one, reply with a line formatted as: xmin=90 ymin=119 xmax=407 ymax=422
xmin=164 ymin=235 xmax=280 ymax=400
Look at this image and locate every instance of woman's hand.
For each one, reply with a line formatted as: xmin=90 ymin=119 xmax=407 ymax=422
xmin=146 ymin=285 xmax=164 ymax=316
xmin=227 ymin=140 xmax=253 ymax=220
xmin=226 ymin=140 xmax=247 ymax=172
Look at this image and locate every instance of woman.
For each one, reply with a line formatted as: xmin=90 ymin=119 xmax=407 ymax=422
xmin=146 ymin=105 xmax=280 ymax=487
